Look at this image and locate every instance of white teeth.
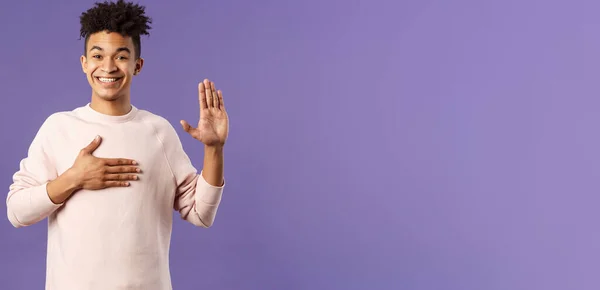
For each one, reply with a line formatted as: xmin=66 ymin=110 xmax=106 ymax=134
xmin=98 ymin=77 xmax=119 ymax=83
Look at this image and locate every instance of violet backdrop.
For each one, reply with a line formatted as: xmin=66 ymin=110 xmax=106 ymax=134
xmin=0 ymin=0 xmax=597 ymax=289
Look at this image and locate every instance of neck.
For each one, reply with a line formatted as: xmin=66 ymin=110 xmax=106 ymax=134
xmin=89 ymin=94 xmax=132 ymax=116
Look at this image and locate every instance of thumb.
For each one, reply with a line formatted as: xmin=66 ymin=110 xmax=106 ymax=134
xmin=180 ymin=120 xmax=193 ymax=133
xmin=82 ymin=135 xmax=102 ymax=154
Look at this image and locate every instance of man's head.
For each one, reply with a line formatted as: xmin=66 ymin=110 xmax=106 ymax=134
xmin=79 ymin=0 xmax=152 ymax=102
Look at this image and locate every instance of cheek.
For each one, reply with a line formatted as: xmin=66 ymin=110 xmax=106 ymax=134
xmin=122 ymin=64 xmax=135 ymax=74
xmin=85 ymin=64 xmax=98 ymax=75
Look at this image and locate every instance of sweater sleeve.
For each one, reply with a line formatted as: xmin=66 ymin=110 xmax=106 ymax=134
xmin=155 ymin=118 xmax=224 ymax=228
xmin=6 ymin=115 xmax=63 ymax=228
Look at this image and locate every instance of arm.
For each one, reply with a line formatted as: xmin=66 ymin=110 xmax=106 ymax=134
xmin=6 ymin=115 xmax=64 ymax=228
xmin=157 ymin=121 xmax=224 ymax=228
xmin=182 ymin=78 xmax=227 ymax=189
xmin=175 ymin=79 xmax=229 ymax=227
xmin=174 ymin=168 xmax=224 ymax=228
xmin=201 ymin=145 xmax=224 ymax=187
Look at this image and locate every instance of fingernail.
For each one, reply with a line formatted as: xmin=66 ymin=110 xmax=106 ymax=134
xmin=132 ymin=161 xmax=137 ymax=165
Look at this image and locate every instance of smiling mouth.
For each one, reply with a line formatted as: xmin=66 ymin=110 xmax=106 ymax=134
xmin=95 ymin=77 xmax=123 ymax=84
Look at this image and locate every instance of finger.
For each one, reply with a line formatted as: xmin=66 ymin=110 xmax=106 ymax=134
xmin=104 ymin=174 xmax=139 ymax=181
xmin=81 ymin=135 xmax=102 ymax=154
xmin=105 ymin=165 xmax=141 ymax=173
xmin=104 ymin=158 xmax=138 ymax=166
xmin=211 ymin=81 xmax=219 ymax=108
xmin=198 ymin=82 xmax=208 ymax=110
xmin=218 ymin=90 xmax=224 ymax=110
xmin=180 ymin=120 xmax=195 ymax=133
xmin=204 ymin=79 xmax=213 ymax=107
xmin=104 ymin=181 xmax=131 ymax=187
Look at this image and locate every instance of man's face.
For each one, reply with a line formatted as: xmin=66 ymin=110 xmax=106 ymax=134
xmin=80 ymin=30 xmax=143 ymax=102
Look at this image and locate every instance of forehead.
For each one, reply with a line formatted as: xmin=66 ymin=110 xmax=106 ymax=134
xmin=87 ymin=31 xmax=134 ymax=51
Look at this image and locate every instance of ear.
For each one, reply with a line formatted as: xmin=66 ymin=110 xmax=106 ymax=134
xmin=80 ymin=55 xmax=88 ymax=74
xmin=134 ymin=58 xmax=144 ymax=75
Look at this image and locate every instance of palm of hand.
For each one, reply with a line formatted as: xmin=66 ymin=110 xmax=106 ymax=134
xmin=181 ymin=79 xmax=229 ymax=147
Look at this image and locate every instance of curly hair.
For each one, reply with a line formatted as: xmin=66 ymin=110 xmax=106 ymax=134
xmin=79 ymin=0 xmax=152 ymax=59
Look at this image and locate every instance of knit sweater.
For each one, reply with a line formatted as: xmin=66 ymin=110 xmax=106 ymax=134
xmin=6 ymin=103 xmax=224 ymax=290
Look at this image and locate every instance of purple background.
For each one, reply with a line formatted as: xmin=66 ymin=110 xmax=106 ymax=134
xmin=0 ymin=0 xmax=597 ymax=289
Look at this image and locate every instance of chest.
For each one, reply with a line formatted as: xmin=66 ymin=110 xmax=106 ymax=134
xmin=48 ymin=121 xmax=177 ymax=229
xmin=51 ymin=122 xmax=165 ymax=176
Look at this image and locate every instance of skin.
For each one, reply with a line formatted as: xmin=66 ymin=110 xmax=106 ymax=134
xmin=47 ymin=30 xmax=228 ymax=204
xmin=81 ymin=30 xmax=143 ymax=116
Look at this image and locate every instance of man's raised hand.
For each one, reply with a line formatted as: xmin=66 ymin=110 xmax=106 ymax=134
xmin=180 ymin=79 xmax=229 ymax=148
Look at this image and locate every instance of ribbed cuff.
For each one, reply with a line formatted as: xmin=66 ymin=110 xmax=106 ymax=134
xmin=197 ymin=171 xmax=224 ymax=205
xmin=32 ymin=182 xmax=64 ymax=214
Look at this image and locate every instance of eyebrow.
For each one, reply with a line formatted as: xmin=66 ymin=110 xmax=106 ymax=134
xmin=89 ymin=46 xmax=131 ymax=54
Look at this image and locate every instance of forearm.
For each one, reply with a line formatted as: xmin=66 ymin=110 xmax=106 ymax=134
xmin=46 ymin=168 xmax=81 ymax=204
xmin=201 ymin=145 xmax=224 ymax=186
xmin=6 ymin=170 xmax=75 ymax=227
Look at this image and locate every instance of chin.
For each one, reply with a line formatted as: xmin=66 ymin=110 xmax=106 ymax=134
xmin=100 ymin=95 xmax=124 ymax=102
xmin=94 ymin=90 xmax=125 ymax=101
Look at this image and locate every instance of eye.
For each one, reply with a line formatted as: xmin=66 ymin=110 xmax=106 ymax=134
xmin=92 ymin=55 xmax=102 ymax=59
xmin=117 ymin=56 xmax=128 ymax=60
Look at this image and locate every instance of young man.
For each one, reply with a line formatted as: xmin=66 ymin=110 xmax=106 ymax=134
xmin=5 ymin=1 xmax=228 ymax=289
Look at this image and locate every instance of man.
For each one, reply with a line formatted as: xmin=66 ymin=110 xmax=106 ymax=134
xmin=5 ymin=0 xmax=228 ymax=289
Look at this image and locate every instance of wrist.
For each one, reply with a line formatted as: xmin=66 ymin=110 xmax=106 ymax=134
xmin=63 ymin=167 xmax=83 ymax=191
xmin=204 ymin=145 xmax=224 ymax=155
xmin=202 ymin=145 xmax=225 ymax=187
xmin=47 ymin=168 xmax=82 ymax=204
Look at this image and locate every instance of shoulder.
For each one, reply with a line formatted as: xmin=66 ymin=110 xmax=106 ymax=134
xmin=137 ymin=109 xmax=178 ymax=133
xmin=136 ymin=108 xmax=182 ymax=143
xmin=40 ymin=104 xmax=98 ymax=129
xmin=27 ymin=109 xmax=78 ymax=150
xmin=36 ymin=110 xmax=76 ymax=134
xmin=137 ymin=109 xmax=171 ymax=127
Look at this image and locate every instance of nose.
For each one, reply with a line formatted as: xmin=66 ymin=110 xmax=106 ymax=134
xmin=101 ymin=58 xmax=117 ymax=73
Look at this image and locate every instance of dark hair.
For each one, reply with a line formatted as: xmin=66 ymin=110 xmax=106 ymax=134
xmin=79 ymin=0 xmax=152 ymax=59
